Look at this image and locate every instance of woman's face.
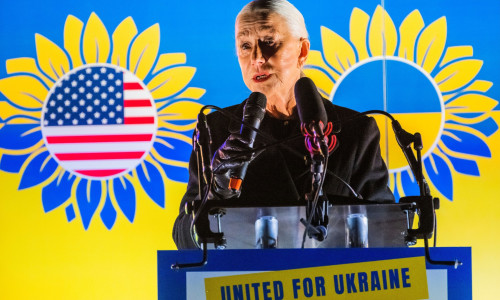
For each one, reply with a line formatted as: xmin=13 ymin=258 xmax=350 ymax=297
xmin=235 ymin=12 xmax=308 ymax=101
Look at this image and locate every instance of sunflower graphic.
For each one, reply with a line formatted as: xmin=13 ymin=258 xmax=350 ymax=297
xmin=0 ymin=13 xmax=205 ymax=229
xmin=304 ymin=6 xmax=498 ymax=200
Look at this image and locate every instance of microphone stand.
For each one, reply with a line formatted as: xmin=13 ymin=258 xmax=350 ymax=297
xmin=300 ymin=123 xmax=330 ymax=244
xmin=392 ymin=120 xmax=461 ymax=268
xmin=172 ymin=112 xmax=226 ymax=270
xmin=195 ymin=113 xmax=212 ymax=199
xmin=300 ymin=152 xmax=329 ymax=242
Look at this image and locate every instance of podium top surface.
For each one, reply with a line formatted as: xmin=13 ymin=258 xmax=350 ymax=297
xmin=206 ymin=203 xmax=410 ymax=249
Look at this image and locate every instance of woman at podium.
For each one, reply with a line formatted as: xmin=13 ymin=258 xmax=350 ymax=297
xmin=173 ymin=0 xmax=394 ymax=249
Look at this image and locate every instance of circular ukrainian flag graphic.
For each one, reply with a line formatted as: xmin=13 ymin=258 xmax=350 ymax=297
xmin=0 ymin=13 xmax=205 ymax=229
xmin=304 ymin=6 xmax=498 ymax=200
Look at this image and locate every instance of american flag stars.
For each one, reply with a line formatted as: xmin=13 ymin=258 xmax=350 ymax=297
xmin=44 ymin=67 xmax=127 ymax=127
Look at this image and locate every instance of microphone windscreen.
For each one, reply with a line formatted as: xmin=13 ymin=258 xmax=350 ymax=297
xmin=294 ymin=77 xmax=327 ymax=126
xmin=228 ymin=91 xmax=267 ymax=191
xmin=244 ymin=91 xmax=267 ymax=121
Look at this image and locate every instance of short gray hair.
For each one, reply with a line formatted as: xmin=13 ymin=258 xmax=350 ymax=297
xmin=237 ymin=0 xmax=309 ymax=39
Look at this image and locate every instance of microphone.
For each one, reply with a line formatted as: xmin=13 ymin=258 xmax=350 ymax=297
xmin=228 ymin=92 xmax=267 ymax=192
xmin=295 ymin=77 xmax=331 ymax=243
xmin=294 ymin=77 xmax=329 ymax=155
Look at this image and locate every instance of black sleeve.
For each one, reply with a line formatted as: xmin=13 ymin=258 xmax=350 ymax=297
xmin=350 ymin=117 xmax=395 ymax=202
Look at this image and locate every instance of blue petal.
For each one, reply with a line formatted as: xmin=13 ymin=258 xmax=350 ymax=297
xmin=447 ymin=118 xmax=498 ymax=137
xmin=66 ymin=204 xmax=76 ymax=222
xmin=424 ymin=154 xmax=453 ymax=200
xmin=0 ymin=153 xmax=30 ymax=173
xmin=19 ymin=151 xmax=59 ymax=190
xmin=76 ymin=179 xmax=102 ymax=230
xmin=400 ymin=170 xmax=421 ymax=197
xmin=390 ymin=173 xmax=401 ymax=203
xmin=0 ymin=123 xmax=41 ymax=150
xmin=449 ymin=112 xmax=483 ymax=118
xmin=441 ymin=129 xmax=491 ymax=158
xmin=164 ymin=119 xmax=196 ymax=127
xmin=100 ymin=190 xmax=117 ymax=230
xmin=160 ymin=163 xmax=189 ymax=183
xmin=42 ymin=172 xmax=76 ymax=212
xmin=472 ymin=118 xmax=498 ymax=137
xmin=393 ymin=185 xmax=401 ymax=203
xmin=136 ymin=161 xmax=165 ymax=208
xmin=440 ymin=148 xmax=480 ymax=176
xmin=113 ymin=177 xmax=136 ymax=223
xmin=154 ymin=133 xmax=192 ymax=162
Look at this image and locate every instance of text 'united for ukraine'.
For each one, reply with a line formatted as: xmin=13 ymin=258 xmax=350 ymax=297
xmin=204 ymin=257 xmax=428 ymax=300
xmin=218 ymin=267 xmax=412 ymax=300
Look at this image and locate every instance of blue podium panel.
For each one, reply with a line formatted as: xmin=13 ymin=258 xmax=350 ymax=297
xmin=158 ymin=247 xmax=471 ymax=300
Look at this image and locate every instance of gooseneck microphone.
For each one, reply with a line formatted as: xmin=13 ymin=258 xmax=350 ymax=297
xmin=294 ymin=77 xmax=328 ymax=153
xmin=295 ymin=77 xmax=327 ymax=125
xmin=228 ymin=92 xmax=267 ymax=192
xmin=294 ymin=77 xmax=331 ymax=244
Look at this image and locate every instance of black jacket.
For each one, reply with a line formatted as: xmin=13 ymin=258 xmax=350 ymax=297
xmin=172 ymin=99 xmax=394 ymax=249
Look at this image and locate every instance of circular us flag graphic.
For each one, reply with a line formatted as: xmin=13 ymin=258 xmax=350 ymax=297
xmin=41 ymin=64 xmax=157 ymax=180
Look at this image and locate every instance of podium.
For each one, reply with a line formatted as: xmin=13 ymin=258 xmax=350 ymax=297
xmin=158 ymin=248 xmax=471 ymax=299
xmin=164 ymin=198 xmax=469 ymax=299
